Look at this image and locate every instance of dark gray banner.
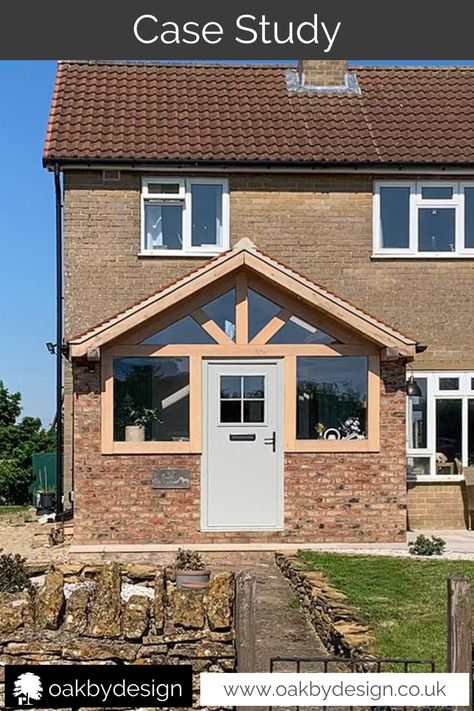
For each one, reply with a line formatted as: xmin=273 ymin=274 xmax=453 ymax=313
xmin=1 ymin=1 xmax=473 ymax=59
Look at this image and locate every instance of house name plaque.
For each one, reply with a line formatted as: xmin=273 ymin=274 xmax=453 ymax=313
xmin=152 ymin=469 xmax=191 ymax=489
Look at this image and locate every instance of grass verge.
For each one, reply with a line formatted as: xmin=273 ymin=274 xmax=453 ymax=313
xmin=298 ymin=551 xmax=474 ymax=671
xmin=0 ymin=505 xmax=27 ymax=516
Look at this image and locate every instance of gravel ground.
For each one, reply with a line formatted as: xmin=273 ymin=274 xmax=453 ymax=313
xmin=0 ymin=509 xmax=69 ymax=563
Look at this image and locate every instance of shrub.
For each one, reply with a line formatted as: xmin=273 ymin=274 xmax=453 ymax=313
xmin=408 ymin=534 xmax=446 ymax=557
xmin=0 ymin=552 xmax=33 ymax=593
xmin=0 ymin=459 xmax=33 ymax=505
xmin=175 ymin=548 xmax=205 ymax=570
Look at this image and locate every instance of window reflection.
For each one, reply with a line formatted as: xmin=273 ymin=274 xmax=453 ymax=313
xmin=113 ymin=357 xmax=190 ymax=442
xmin=436 ymin=399 xmax=462 ymax=474
xmin=141 ymin=315 xmax=216 ymax=345
xmin=297 ymin=357 xmax=368 ymax=440
xmin=269 ymin=316 xmax=339 ymax=345
xmin=247 ymin=289 xmax=281 ymax=341
xmin=202 ymin=289 xmax=236 ymax=341
xmin=407 ymin=377 xmax=427 ymax=449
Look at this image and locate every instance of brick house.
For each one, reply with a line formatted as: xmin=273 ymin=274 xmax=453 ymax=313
xmin=43 ymin=60 xmax=474 ymax=548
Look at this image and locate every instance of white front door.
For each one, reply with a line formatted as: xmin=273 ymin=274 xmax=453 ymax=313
xmin=202 ymin=360 xmax=283 ymax=531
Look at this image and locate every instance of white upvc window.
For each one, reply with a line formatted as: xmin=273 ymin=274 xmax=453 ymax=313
xmin=373 ymin=181 xmax=474 ymax=258
xmin=406 ymin=371 xmax=474 ymax=481
xmin=141 ymin=177 xmax=229 ymax=256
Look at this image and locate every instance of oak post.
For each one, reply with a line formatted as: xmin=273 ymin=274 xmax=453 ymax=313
xmin=447 ymin=574 xmax=472 ymax=711
xmin=235 ymin=571 xmax=257 ymax=673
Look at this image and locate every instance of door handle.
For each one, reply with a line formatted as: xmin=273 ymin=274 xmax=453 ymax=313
xmin=264 ymin=431 xmax=276 ymax=452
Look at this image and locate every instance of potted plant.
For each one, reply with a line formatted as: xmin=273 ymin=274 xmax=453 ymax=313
xmin=122 ymin=395 xmax=161 ymax=442
xmin=36 ymin=489 xmax=56 ymax=514
xmin=175 ymin=548 xmax=210 ymax=590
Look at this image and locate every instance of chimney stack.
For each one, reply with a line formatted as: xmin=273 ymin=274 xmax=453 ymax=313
xmin=298 ymin=60 xmax=348 ymax=88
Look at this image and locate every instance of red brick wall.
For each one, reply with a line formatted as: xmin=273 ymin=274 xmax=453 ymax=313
xmin=72 ymin=360 xmax=407 ymax=544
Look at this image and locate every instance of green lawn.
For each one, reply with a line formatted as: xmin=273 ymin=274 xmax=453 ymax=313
xmin=0 ymin=505 xmax=27 ymax=516
xmin=298 ymin=551 xmax=474 ymax=671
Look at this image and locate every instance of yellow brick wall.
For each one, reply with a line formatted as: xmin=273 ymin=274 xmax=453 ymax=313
xmin=64 ymin=170 xmax=474 ymax=371
xmin=407 ymin=482 xmax=469 ymax=530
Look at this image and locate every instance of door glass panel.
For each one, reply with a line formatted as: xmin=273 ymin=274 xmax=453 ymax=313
xmin=220 ymin=376 xmax=241 ymax=399
xmin=469 ymin=400 xmax=474 ymax=466
xmin=435 ymin=399 xmax=463 ymax=474
xmin=220 ymin=400 xmax=241 ymax=423
xmin=407 ymin=456 xmax=431 ymax=477
xmin=248 ymin=289 xmax=281 ymax=341
xmin=144 ymin=202 xmax=183 ymax=250
xmin=243 ymin=376 xmax=264 ymax=398
xmin=269 ymin=316 xmax=339 ymax=345
xmin=220 ymin=374 xmax=265 ymax=424
xmin=407 ymin=377 xmax=428 ymax=449
xmin=113 ymin=357 xmax=190 ymax=441
xmin=141 ymin=315 xmax=216 ymax=345
xmin=243 ymin=400 xmax=264 ymax=423
xmin=202 ymin=289 xmax=236 ymax=341
xmin=296 ymin=356 xmax=368 ymax=440
xmin=418 ymin=207 xmax=456 ymax=252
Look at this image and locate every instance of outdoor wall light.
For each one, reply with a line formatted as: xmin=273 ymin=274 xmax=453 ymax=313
xmin=406 ymin=375 xmax=422 ymax=398
xmin=45 ymin=342 xmax=69 ymax=357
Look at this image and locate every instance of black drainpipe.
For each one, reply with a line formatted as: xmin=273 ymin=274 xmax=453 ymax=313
xmin=54 ymin=163 xmax=64 ymax=516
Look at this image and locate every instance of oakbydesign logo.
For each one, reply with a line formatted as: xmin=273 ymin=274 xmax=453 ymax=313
xmin=5 ymin=663 xmax=192 ymax=708
xmin=13 ymin=672 xmax=43 ymax=706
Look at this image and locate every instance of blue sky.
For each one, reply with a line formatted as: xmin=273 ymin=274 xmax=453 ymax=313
xmin=1 ymin=59 xmax=474 ymax=427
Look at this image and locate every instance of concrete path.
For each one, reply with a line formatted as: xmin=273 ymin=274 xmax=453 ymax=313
xmin=209 ymin=552 xmax=331 ymax=673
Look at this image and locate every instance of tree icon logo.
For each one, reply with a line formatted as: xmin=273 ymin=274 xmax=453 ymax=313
xmin=13 ymin=672 xmax=43 ymax=706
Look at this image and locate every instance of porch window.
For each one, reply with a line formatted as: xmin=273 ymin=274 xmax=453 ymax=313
xmin=141 ymin=316 xmax=216 ymax=345
xmin=373 ymin=181 xmax=474 ymax=257
xmin=270 ymin=316 xmax=339 ymax=345
xmin=202 ymin=289 xmax=236 ymax=341
xmin=113 ymin=357 xmax=190 ymax=442
xmin=141 ymin=177 xmax=229 ymax=256
xmin=247 ymin=289 xmax=281 ymax=341
xmin=100 ymin=274 xmax=383 ymax=454
xmin=406 ymin=372 xmax=474 ymax=478
xmin=296 ymin=356 xmax=368 ymax=441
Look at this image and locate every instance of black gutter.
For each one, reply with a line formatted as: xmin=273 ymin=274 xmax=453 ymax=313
xmin=43 ymin=157 xmax=474 ymax=171
xmin=54 ymin=163 xmax=64 ymax=517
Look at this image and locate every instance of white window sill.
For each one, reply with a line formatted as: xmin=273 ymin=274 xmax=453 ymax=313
xmin=372 ymin=253 xmax=474 ymax=260
xmin=407 ymin=475 xmax=464 ymax=483
xmin=139 ymin=248 xmax=227 ymax=258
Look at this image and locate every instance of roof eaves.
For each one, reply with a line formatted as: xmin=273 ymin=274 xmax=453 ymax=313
xmin=42 ymin=156 xmax=474 ymax=171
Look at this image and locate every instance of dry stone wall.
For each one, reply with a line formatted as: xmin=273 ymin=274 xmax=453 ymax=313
xmin=0 ymin=562 xmax=235 ymax=709
xmin=276 ymin=553 xmax=372 ymax=659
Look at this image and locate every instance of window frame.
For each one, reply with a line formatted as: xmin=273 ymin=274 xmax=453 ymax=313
xmin=286 ymin=353 xmax=380 ymax=453
xmin=141 ymin=176 xmax=230 ymax=257
xmin=406 ymin=371 xmax=474 ymax=481
xmin=373 ymin=181 xmax=474 ymax=258
xmin=101 ymin=354 xmax=201 ymax=454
